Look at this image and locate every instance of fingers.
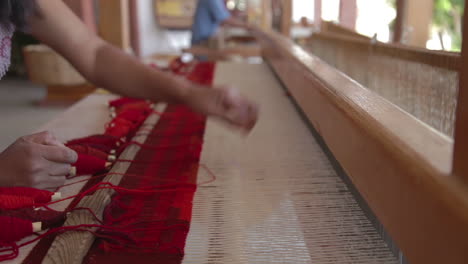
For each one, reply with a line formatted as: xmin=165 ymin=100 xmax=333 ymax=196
xmin=36 ymin=160 xmax=70 ymax=190
xmin=46 ymin=161 xmax=72 ymax=176
xmin=221 ymin=87 xmax=259 ymax=131
xmin=34 ymin=175 xmax=66 ymax=191
xmin=39 ymin=145 xmax=78 ymax=164
xmin=23 ymin=131 xmax=64 ymax=147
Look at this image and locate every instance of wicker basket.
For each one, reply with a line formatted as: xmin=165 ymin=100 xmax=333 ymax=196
xmin=23 ymin=44 xmax=86 ymax=86
xmin=23 ymin=44 xmax=94 ymax=104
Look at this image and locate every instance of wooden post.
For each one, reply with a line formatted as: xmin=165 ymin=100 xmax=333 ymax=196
xmin=63 ymin=0 xmax=97 ymax=32
xmin=406 ymin=0 xmax=433 ymax=47
xmin=393 ymin=0 xmax=433 ymax=47
xmin=128 ymin=0 xmax=141 ymax=58
xmin=338 ymin=0 xmax=357 ymax=30
xmin=453 ymin=9 xmax=468 ymax=180
xmin=280 ymin=0 xmax=292 ymax=37
xmin=98 ymin=0 xmax=131 ymax=51
xmin=314 ymin=0 xmax=322 ymax=28
xmin=262 ymin=0 xmax=273 ymax=30
xmin=393 ymin=0 xmax=407 ymax=43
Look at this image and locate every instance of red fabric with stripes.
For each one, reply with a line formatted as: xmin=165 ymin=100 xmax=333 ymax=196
xmin=21 ymin=61 xmax=215 ymax=264
xmin=82 ymin=62 xmax=215 ymax=263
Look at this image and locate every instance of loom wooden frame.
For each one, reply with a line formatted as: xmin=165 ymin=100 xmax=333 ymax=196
xmin=319 ymin=21 xmax=370 ymax=40
xmin=453 ymin=7 xmax=468 ymax=186
xmin=257 ymin=29 xmax=468 ymax=264
xmin=307 ymin=31 xmax=460 ymax=71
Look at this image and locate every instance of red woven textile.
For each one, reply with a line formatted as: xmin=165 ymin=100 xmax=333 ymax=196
xmin=20 ymin=62 xmax=215 ymax=264
xmin=83 ymin=62 xmax=214 ymax=263
xmin=83 ymin=104 xmax=205 ymax=263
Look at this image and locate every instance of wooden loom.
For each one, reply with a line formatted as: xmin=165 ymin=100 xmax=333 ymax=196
xmin=4 ymin=11 xmax=468 ymax=264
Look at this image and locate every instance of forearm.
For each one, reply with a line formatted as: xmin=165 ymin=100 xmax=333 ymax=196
xmin=29 ymin=0 xmax=194 ymax=105
xmin=27 ymin=0 xmax=258 ymax=131
xmin=90 ymin=44 xmax=193 ymax=104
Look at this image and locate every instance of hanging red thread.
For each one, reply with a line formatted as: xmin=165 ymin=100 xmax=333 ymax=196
xmin=72 ymin=154 xmax=112 ymax=177
xmin=0 ymin=221 xmax=187 ymax=261
xmin=13 ymin=63 xmax=215 ymax=261
xmin=54 ymin=162 xmax=216 ymax=194
xmin=46 ymin=181 xmax=198 ymax=208
xmin=54 ymin=173 xmax=107 ymax=192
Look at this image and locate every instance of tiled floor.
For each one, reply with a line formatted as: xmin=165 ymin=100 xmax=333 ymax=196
xmin=0 ymin=78 xmax=66 ymax=151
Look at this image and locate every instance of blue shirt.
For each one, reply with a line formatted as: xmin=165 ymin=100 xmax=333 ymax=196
xmin=191 ymin=0 xmax=230 ymax=45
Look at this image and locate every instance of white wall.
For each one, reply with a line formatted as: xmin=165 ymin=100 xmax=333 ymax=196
xmin=137 ymin=0 xmax=191 ymax=57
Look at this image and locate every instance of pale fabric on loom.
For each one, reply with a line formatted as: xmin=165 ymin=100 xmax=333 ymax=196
xmin=183 ymin=63 xmax=398 ymax=263
xmin=306 ymin=36 xmax=459 ymax=138
xmin=0 ymin=24 xmax=14 ymax=79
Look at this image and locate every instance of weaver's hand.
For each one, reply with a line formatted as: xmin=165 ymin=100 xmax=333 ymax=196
xmin=187 ymin=86 xmax=259 ymax=131
xmin=0 ymin=132 xmax=78 ymax=190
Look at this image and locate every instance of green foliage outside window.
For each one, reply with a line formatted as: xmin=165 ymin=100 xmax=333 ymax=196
xmin=433 ymin=0 xmax=464 ymax=51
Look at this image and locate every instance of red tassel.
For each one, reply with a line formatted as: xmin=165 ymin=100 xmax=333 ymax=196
xmin=105 ymin=118 xmax=138 ymax=139
xmin=68 ymin=145 xmax=114 ymax=161
xmin=0 ymin=209 xmax=65 ymax=230
xmin=114 ymin=108 xmax=151 ymax=125
xmin=0 ymin=195 xmax=35 ymax=210
xmin=73 ymin=154 xmax=111 ymax=176
xmin=71 ymin=143 xmax=116 ymax=155
xmin=0 ymin=216 xmax=39 ymax=244
xmin=66 ymin=135 xmax=123 ymax=149
xmin=0 ymin=187 xmax=58 ymax=204
xmin=113 ymin=102 xmax=152 ymax=115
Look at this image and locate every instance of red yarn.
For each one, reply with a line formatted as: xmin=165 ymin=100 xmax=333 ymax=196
xmin=108 ymin=98 xmax=145 ymax=108
xmin=105 ymin=118 xmax=138 ymax=139
xmin=0 ymin=187 xmax=55 ymax=204
xmin=0 ymin=221 xmax=188 ymax=261
xmin=47 ymin=181 xmax=198 ymax=208
xmin=0 ymin=195 xmax=35 ymax=210
xmin=68 ymin=144 xmax=112 ymax=161
xmin=54 ymin=163 xmax=216 ymax=194
xmin=73 ymin=154 xmax=111 ymax=176
xmin=0 ymin=209 xmax=65 ymax=230
xmin=15 ymin=63 xmax=215 ymax=263
xmin=0 ymin=217 xmax=35 ymax=244
xmin=74 ymin=143 xmax=116 ymax=154
xmin=66 ymin=135 xmax=123 ymax=149
xmin=114 ymin=103 xmax=152 ymax=117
